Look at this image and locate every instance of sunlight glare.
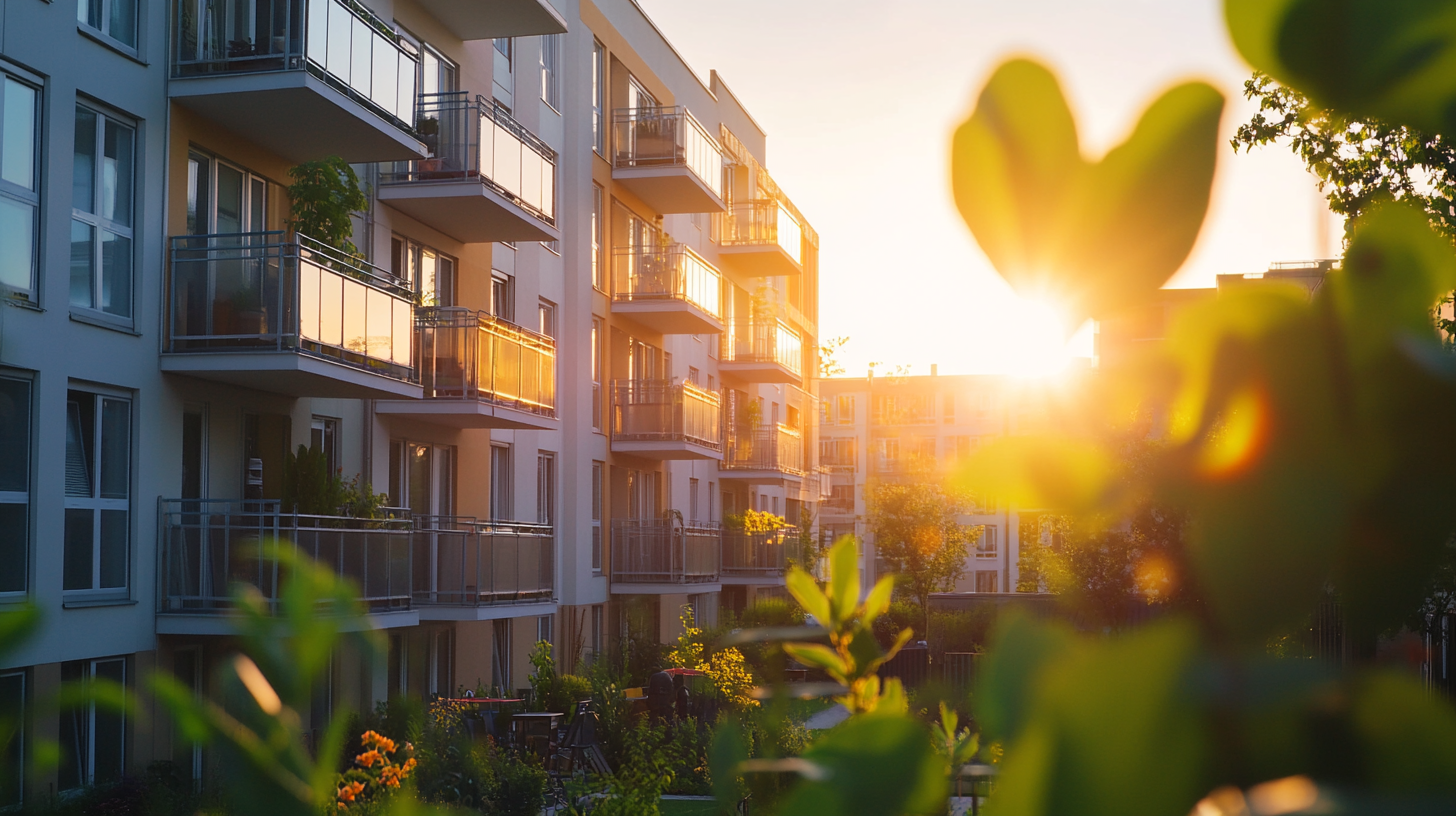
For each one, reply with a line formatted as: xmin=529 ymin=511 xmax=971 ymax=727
xmin=989 ymin=297 xmax=1087 ymax=377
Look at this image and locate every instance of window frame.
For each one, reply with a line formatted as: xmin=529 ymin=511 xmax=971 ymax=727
xmin=0 ymin=68 xmax=42 ymax=304
xmin=976 ymin=526 xmax=998 ymax=559
xmin=71 ymin=102 xmax=137 ymax=324
xmin=62 ymin=386 xmax=132 ymax=598
xmin=591 ymin=40 xmax=605 ymax=154
xmin=590 ymin=318 xmax=604 ymax=432
xmin=536 ymin=451 xmax=555 ymax=527
xmin=539 ymin=34 xmax=561 ymax=112
xmin=0 ymin=372 xmax=33 ymax=597
xmin=590 ymin=183 xmax=604 ymax=290
xmin=77 ymin=0 xmax=139 ymax=54
xmin=489 ymin=443 xmax=512 ymax=521
xmin=58 ymin=656 xmax=127 ymax=791
xmin=0 ymin=668 xmax=24 ymax=807
xmin=590 ymin=461 xmax=603 ymax=573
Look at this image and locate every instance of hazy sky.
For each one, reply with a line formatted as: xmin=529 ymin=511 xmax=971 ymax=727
xmin=635 ymin=0 xmax=1342 ymax=376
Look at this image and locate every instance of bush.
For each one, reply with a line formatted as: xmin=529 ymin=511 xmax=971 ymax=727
xmin=738 ymin=598 xmax=806 ymax=629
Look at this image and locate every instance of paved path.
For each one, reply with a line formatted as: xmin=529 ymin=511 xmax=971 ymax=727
xmin=804 ymin=705 xmax=850 ymax=730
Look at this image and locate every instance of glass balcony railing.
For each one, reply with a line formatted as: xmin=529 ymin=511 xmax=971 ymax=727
xmin=171 ymin=0 xmax=418 ymax=129
xmin=415 ymin=306 xmax=556 ymax=418
xmin=717 ymin=199 xmax=802 ymax=264
xmin=410 ymin=516 xmax=553 ymax=606
xmin=723 ymin=423 xmax=805 ymax=476
xmin=611 ymin=106 xmax=724 ymax=199
xmin=611 ymin=243 xmax=721 ymax=318
xmin=166 ymin=232 xmax=415 ymax=382
xmin=722 ymin=526 xmax=801 ymax=578
xmin=721 ymin=319 xmax=804 ymax=376
xmin=610 ymin=379 xmax=722 ymax=450
xmin=611 ymin=519 xmax=721 ymax=583
xmin=382 ymin=92 xmax=556 ymax=225
xmin=158 ymin=499 xmax=412 ymax=615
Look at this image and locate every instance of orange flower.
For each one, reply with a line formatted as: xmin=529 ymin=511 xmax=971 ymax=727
xmin=337 ymin=780 xmax=365 ymax=804
xmin=355 ymin=749 xmax=382 ymax=768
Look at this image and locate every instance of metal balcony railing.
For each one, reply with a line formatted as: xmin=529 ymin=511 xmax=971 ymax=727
xmin=611 ymin=380 xmax=722 ymax=450
xmin=415 ymin=306 xmax=556 ymax=418
xmin=411 ymin=516 xmax=553 ymax=606
xmin=171 ymin=0 xmax=418 ymax=129
xmin=611 ymin=106 xmax=724 ymax=199
xmin=611 ymin=519 xmax=721 ymax=583
xmin=158 ymin=499 xmax=412 ymax=614
xmin=166 ymin=232 xmax=415 ymax=382
xmin=721 ymin=320 xmax=803 ymax=376
xmin=381 ymin=92 xmax=556 ymax=225
xmin=723 ymin=423 xmax=805 ymax=476
xmin=722 ymin=526 xmax=801 ymax=578
xmin=611 ymin=243 xmax=722 ymax=319
xmin=717 ymin=199 xmax=802 ymax=264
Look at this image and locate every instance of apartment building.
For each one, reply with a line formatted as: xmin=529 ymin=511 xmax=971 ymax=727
xmin=818 ymin=372 xmax=1049 ymax=596
xmin=0 ymin=0 xmax=819 ymax=801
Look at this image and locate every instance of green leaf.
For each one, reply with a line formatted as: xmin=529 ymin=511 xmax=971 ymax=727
xmin=861 ymin=577 xmax=895 ymax=628
xmin=0 ymin=604 xmax=39 ymax=657
xmin=148 ymin=673 xmax=212 ymax=744
xmin=786 ymin=568 xmax=831 ymax=624
xmin=829 ymin=537 xmax=861 ymax=624
xmin=777 ymin=713 xmax=946 ymax=816
xmin=1352 ymin=671 xmax=1456 ymax=793
xmin=975 ymin=614 xmax=1073 ymax=743
xmin=710 ymin=720 xmax=750 ymax=811
xmin=784 ymin=643 xmax=849 ymax=677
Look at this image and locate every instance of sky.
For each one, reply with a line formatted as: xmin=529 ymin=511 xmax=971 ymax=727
xmin=633 ymin=0 xmax=1344 ymax=376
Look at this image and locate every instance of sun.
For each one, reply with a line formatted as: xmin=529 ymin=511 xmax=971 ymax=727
xmin=990 ymin=297 xmax=1087 ymax=377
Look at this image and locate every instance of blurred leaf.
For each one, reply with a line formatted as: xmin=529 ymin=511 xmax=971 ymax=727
xmin=0 ymin=604 xmax=39 ymax=656
xmin=1225 ymin=0 xmax=1456 ymax=136
xmin=861 ymin=577 xmax=895 ymax=628
xmin=953 ymin=59 xmax=1222 ymax=326
xmin=953 ymin=434 xmax=1117 ymax=513
xmin=829 ymin=538 xmax=861 ymax=624
xmin=784 ymin=643 xmax=848 ymax=676
xmin=1352 ymin=672 xmax=1456 ymax=793
xmin=149 ymin=673 xmax=212 ymax=744
xmin=721 ymin=625 xmax=829 ymax=647
xmin=749 ymin=682 xmax=850 ymax=701
xmin=777 ymin=713 xmax=945 ymax=816
xmin=976 ymin=614 xmax=1074 ymax=744
xmin=711 ymin=720 xmax=749 ymax=811
xmin=787 ymin=569 xmax=831 ymax=624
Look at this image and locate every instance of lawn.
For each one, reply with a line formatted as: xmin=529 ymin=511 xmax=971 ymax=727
xmin=660 ymin=796 xmax=720 ymax=816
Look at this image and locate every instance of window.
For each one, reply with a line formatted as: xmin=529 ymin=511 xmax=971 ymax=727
xmin=59 ymin=657 xmax=126 ymax=790
xmin=540 ymin=35 xmax=561 ymax=111
xmin=944 ymin=393 xmax=956 ymax=423
xmin=490 ymin=619 xmax=511 ymax=692
xmin=1 ymin=71 xmax=40 ymax=302
xmin=538 ymin=299 xmax=556 ymax=338
xmin=836 ymin=395 xmax=854 ymax=425
xmin=181 ymin=405 xmax=206 ymax=501
xmin=707 ymin=482 xmax=715 ymax=522
xmin=0 ymin=374 xmax=31 ymax=595
xmin=391 ymin=440 xmax=456 ymax=517
xmin=0 ymin=669 xmax=23 ymax=806
xmin=829 ymin=484 xmax=853 ymax=508
xmin=688 ymin=478 xmax=699 ymax=522
xmin=494 ymin=37 xmax=513 ymax=61
xmin=71 ymin=105 xmax=135 ymax=320
xmin=591 ymin=461 xmax=603 ymax=573
xmin=537 ymin=615 xmax=553 ymax=646
xmin=186 ymin=151 xmax=269 ymax=236
xmin=588 ymin=604 xmax=603 ymax=664
xmin=974 ymin=570 xmax=999 ymax=593
xmin=591 ymin=41 xmax=605 ymax=154
xmin=78 ymin=0 xmax=137 ymax=49
xmin=950 ymin=436 xmax=975 ymax=462
xmin=537 ymin=452 xmax=555 ymax=526
xmin=64 ymin=389 xmax=130 ymax=595
xmin=771 ymin=496 xmax=779 ymax=516
xmin=311 ymin=416 xmax=339 ymax=475
xmin=392 ymin=237 xmax=456 ymax=306
xmin=687 ymin=367 xmax=700 ymax=386
xmin=490 ymin=444 xmax=512 ymax=520
xmin=590 ymin=184 xmax=604 ymax=289
xmin=977 ymin=526 xmax=998 ymax=559
xmin=419 ymin=43 xmax=459 ymax=96
xmin=490 ymin=272 xmax=514 ymax=321
xmin=591 ymin=318 xmax=604 ymax=432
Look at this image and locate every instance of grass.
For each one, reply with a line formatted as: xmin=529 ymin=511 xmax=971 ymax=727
xmin=660 ymin=796 xmax=720 ymax=816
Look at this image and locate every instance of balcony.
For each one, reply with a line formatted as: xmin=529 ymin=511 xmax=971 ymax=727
xmin=612 ymin=106 xmax=725 ymax=214
xmin=411 ymin=0 xmax=566 ymax=42
xmin=411 ymin=517 xmax=554 ymax=618
xmin=611 ymin=519 xmax=721 ymax=589
xmin=722 ymin=526 xmax=801 ymax=583
xmin=375 ymin=307 xmax=557 ymax=430
xmin=722 ymin=423 xmax=805 ymax=484
xmin=611 ymin=243 xmax=723 ymax=335
xmin=162 ymin=232 xmax=420 ymax=399
xmin=379 ymin=94 xmax=557 ymax=243
xmin=170 ymin=0 xmax=424 ymax=163
xmin=717 ymin=200 xmax=803 ymax=277
xmin=610 ymin=380 xmax=722 ymax=460
xmin=720 ymin=320 xmax=804 ymax=384
xmin=157 ymin=499 xmax=416 ymax=634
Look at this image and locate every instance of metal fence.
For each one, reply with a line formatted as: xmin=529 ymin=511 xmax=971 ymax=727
xmin=158 ymin=499 xmax=412 ymax=614
xmin=411 ymin=516 xmax=553 ymax=606
xmin=171 ymin=0 xmax=417 ymax=129
xmin=610 ymin=379 xmax=722 ymax=450
xmin=415 ymin=306 xmax=556 ymax=418
xmin=611 ymin=519 xmax=721 ymax=583
xmin=611 ymin=243 xmax=722 ymax=319
xmin=611 ymin=106 xmax=724 ymax=200
xmin=716 ymin=199 xmax=802 ymax=264
xmin=381 ymin=92 xmax=556 ymax=224
xmin=722 ymin=319 xmax=803 ymax=376
xmin=166 ymin=231 xmax=415 ymax=382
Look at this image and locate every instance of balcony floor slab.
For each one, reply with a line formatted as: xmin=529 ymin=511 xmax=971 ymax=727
xmin=379 ymin=180 xmax=559 ymax=244
xmin=610 ymin=439 xmax=723 ymax=461
xmin=610 ymin=582 xmax=723 ymax=595
xmin=720 ymin=574 xmax=787 ymax=586
xmin=613 ymin=166 xmax=725 ymax=214
xmin=158 ymin=609 xmax=419 ymax=636
xmin=417 ymin=0 xmax=566 ymax=40
xmin=161 ymin=351 xmax=423 ymax=399
xmin=374 ymin=398 xmax=559 ymax=430
xmin=416 ymin=601 xmax=557 ymax=621
xmin=719 ymin=244 xmax=802 ymax=277
xmin=611 ymin=300 xmax=723 ymax=335
xmin=170 ymin=71 xmax=426 ymax=164
xmin=719 ymin=470 xmax=805 ymax=486
xmin=718 ymin=361 xmax=802 ymax=384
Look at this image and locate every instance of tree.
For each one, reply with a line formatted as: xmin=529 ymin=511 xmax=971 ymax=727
xmin=819 ymin=336 xmax=849 ymax=377
xmin=864 ymin=480 xmax=976 ymax=636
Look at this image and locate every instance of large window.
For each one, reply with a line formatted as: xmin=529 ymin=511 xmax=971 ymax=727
xmin=63 ymin=389 xmax=131 ymax=595
xmin=71 ymin=105 xmax=135 ymax=321
xmin=591 ymin=184 xmax=604 ymax=290
xmin=1 ymin=72 xmax=40 ymax=302
xmin=536 ymin=451 xmax=555 ymax=526
xmin=591 ymin=40 xmax=604 ymax=154
xmin=590 ymin=318 xmax=603 ymax=432
xmin=58 ymin=657 xmax=126 ymax=790
xmin=0 ymin=375 xmax=31 ymax=595
xmin=490 ymin=444 xmax=512 ymax=520
xmin=391 ymin=236 xmax=456 ymax=306
xmin=976 ymin=526 xmax=998 ymax=559
xmin=77 ymin=0 xmax=137 ymax=50
xmin=540 ymin=35 xmax=560 ymax=111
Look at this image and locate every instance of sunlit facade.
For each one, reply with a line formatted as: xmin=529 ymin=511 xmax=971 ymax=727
xmin=0 ymin=0 xmax=819 ymax=799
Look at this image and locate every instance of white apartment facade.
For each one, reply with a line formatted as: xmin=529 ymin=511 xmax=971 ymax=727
xmin=0 ymin=0 xmax=819 ymax=801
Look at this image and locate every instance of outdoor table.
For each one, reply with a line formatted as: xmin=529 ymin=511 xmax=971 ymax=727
xmin=511 ymin=711 xmax=564 ymax=761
